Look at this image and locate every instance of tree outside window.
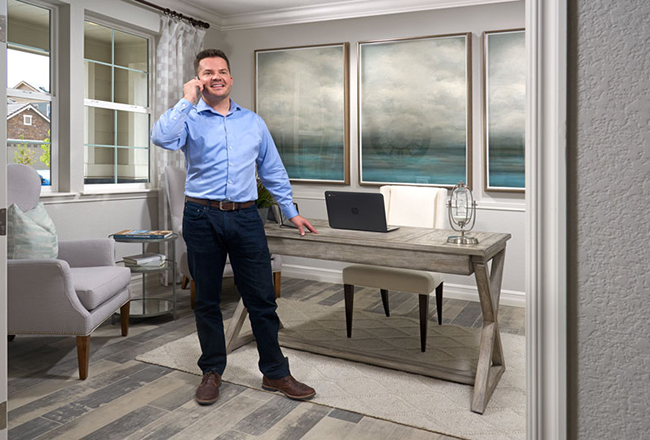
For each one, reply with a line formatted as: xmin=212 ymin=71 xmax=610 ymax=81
xmin=6 ymin=0 xmax=53 ymax=186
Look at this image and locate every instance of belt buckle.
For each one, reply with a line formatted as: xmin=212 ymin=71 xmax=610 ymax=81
xmin=219 ymin=200 xmax=235 ymax=211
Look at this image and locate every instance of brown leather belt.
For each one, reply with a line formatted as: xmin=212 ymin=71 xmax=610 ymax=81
xmin=185 ymin=196 xmax=255 ymax=211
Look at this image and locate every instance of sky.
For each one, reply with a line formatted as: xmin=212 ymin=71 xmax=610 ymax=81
xmin=7 ymin=49 xmax=50 ymax=92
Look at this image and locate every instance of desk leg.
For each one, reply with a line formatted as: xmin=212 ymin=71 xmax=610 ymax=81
xmin=224 ymin=297 xmax=284 ymax=353
xmin=225 ymin=298 xmax=254 ymax=353
xmin=471 ymin=248 xmax=507 ymax=414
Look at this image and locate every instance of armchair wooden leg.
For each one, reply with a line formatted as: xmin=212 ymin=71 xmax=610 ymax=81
xmin=120 ymin=301 xmax=130 ymax=337
xmin=273 ymin=271 xmax=282 ymax=298
xmin=435 ymin=282 xmax=444 ymax=325
xmin=344 ymin=284 xmax=354 ymax=338
xmin=380 ymin=289 xmax=390 ymax=317
xmin=181 ymin=275 xmax=189 ymax=290
xmin=190 ymin=280 xmax=196 ymax=310
xmin=419 ymin=294 xmax=429 ymax=352
xmin=77 ymin=335 xmax=90 ymax=380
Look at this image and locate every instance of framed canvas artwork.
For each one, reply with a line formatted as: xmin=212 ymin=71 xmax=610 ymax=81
xmin=358 ymin=33 xmax=472 ymax=187
xmin=255 ymin=43 xmax=349 ymax=183
xmin=483 ymin=29 xmax=526 ymax=192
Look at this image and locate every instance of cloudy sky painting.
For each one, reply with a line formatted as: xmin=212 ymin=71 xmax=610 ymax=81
xmin=359 ymin=34 xmax=470 ymax=185
xmin=256 ymin=44 xmax=347 ymax=182
xmin=485 ymin=30 xmax=526 ymax=190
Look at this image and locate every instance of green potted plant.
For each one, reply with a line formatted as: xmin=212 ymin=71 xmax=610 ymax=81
xmin=256 ymin=178 xmax=276 ymax=223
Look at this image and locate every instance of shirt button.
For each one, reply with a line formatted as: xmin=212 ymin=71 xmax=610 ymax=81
xmin=228 ymin=197 xmax=231 ymax=200
xmin=228 ymin=180 xmax=232 ymax=183
xmin=229 ymin=147 xmax=233 ymax=150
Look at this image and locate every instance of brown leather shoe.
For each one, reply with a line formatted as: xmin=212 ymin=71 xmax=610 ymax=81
xmin=262 ymin=375 xmax=316 ymax=400
xmin=195 ymin=371 xmax=221 ymax=405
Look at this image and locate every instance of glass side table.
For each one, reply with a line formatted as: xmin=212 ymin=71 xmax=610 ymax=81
xmin=111 ymin=233 xmax=178 ymax=320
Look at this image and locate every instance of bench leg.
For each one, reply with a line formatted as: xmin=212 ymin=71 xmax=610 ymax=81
xmin=435 ymin=282 xmax=444 ymax=325
xmin=419 ymin=294 xmax=429 ymax=352
xmin=380 ymin=289 xmax=390 ymax=317
xmin=344 ymin=284 xmax=354 ymax=338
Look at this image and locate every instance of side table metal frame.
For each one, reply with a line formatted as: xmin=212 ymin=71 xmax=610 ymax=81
xmin=111 ymin=233 xmax=178 ymax=320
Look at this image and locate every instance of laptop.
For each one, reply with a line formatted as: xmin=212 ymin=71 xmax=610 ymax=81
xmin=325 ymin=191 xmax=399 ymax=233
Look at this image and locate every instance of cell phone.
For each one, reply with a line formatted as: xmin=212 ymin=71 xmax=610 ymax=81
xmin=194 ymin=76 xmax=201 ymax=100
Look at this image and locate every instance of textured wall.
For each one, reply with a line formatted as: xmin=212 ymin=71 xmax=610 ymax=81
xmin=569 ymin=0 xmax=650 ymax=437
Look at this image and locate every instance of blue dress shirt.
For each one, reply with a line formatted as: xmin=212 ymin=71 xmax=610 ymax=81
xmin=152 ymin=98 xmax=298 ymax=219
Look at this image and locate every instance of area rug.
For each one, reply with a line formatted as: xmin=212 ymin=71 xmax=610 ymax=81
xmin=137 ymin=298 xmax=525 ymax=440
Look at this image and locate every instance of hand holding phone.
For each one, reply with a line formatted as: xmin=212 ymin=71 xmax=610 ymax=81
xmin=183 ymin=76 xmax=202 ymax=104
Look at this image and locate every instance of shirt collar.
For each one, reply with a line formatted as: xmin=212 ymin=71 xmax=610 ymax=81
xmin=196 ymin=98 xmax=242 ymax=116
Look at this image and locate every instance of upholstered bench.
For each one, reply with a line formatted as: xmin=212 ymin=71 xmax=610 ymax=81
xmin=342 ymin=264 xmax=444 ymax=352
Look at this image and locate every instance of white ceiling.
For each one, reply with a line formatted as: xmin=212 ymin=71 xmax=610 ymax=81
xmin=148 ymin=0 xmax=515 ymax=31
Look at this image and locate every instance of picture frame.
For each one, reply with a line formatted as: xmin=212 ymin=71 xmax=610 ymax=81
xmin=358 ymin=33 xmax=472 ymax=188
xmin=255 ymin=43 xmax=350 ymax=184
xmin=483 ymin=29 xmax=526 ymax=192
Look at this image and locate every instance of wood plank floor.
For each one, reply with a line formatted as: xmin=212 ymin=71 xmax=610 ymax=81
xmin=8 ymin=276 xmax=525 ymax=440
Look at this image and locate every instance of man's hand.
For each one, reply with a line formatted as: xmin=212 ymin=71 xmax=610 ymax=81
xmin=289 ymin=215 xmax=318 ymax=236
xmin=183 ymin=77 xmax=203 ymax=105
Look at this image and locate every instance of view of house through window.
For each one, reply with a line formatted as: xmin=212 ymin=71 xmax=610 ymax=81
xmin=6 ymin=0 xmax=53 ymax=186
xmin=84 ymin=21 xmax=150 ymax=184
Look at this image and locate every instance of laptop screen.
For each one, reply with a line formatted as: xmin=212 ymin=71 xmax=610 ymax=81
xmin=325 ymin=191 xmax=398 ymax=233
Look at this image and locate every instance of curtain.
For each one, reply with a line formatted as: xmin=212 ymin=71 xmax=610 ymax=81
xmin=154 ymin=16 xmax=205 ymax=283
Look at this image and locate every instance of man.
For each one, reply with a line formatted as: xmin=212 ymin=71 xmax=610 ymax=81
xmin=152 ymin=49 xmax=318 ymax=405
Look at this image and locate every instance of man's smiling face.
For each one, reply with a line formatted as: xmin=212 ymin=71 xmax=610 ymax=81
xmin=197 ymin=56 xmax=233 ymax=101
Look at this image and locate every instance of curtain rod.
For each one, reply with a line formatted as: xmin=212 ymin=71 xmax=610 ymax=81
xmin=134 ymin=0 xmax=210 ymax=29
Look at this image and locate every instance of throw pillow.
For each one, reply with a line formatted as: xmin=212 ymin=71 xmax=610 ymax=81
xmin=7 ymin=202 xmax=59 ymax=259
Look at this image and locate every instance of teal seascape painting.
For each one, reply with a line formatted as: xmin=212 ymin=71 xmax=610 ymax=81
xmin=485 ymin=30 xmax=526 ymax=191
xmin=359 ymin=34 xmax=471 ymax=186
xmin=255 ymin=44 xmax=349 ymax=183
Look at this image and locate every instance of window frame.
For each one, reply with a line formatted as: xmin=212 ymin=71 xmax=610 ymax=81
xmin=6 ymin=0 xmax=57 ymax=193
xmin=82 ymin=16 xmax=154 ymax=191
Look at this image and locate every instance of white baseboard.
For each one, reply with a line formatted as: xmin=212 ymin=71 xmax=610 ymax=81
xmin=281 ymin=263 xmax=526 ymax=308
xmin=440 ymin=283 xmax=526 ymax=308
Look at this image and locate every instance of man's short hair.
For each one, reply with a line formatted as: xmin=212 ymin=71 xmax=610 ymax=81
xmin=194 ymin=49 xmax=231 ymax=75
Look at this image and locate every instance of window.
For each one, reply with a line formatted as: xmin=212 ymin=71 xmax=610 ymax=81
xmin=83 ymin=20 xmax=150 ymax=184
xmin=6 ymin=0 xmax=53 ymax=187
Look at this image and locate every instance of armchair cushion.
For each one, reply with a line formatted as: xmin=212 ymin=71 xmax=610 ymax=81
xmin=7 ymin=202 xmax=58 ymax=260
xmin=72 ymin=266 xmax=132 ymax=311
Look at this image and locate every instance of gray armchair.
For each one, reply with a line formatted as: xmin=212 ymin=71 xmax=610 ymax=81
xmin=164 ymin=165 xmax=283 ymax=309
xmin=7 ymin=164 xmax=131 ymax=380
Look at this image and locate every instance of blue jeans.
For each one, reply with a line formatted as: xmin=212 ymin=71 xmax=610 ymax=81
xmin=182 ymin=201 xmax=289 ymax=379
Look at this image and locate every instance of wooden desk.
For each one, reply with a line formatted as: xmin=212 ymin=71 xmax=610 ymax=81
xmin=225 ymin=219 xmax=511 ymax=414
